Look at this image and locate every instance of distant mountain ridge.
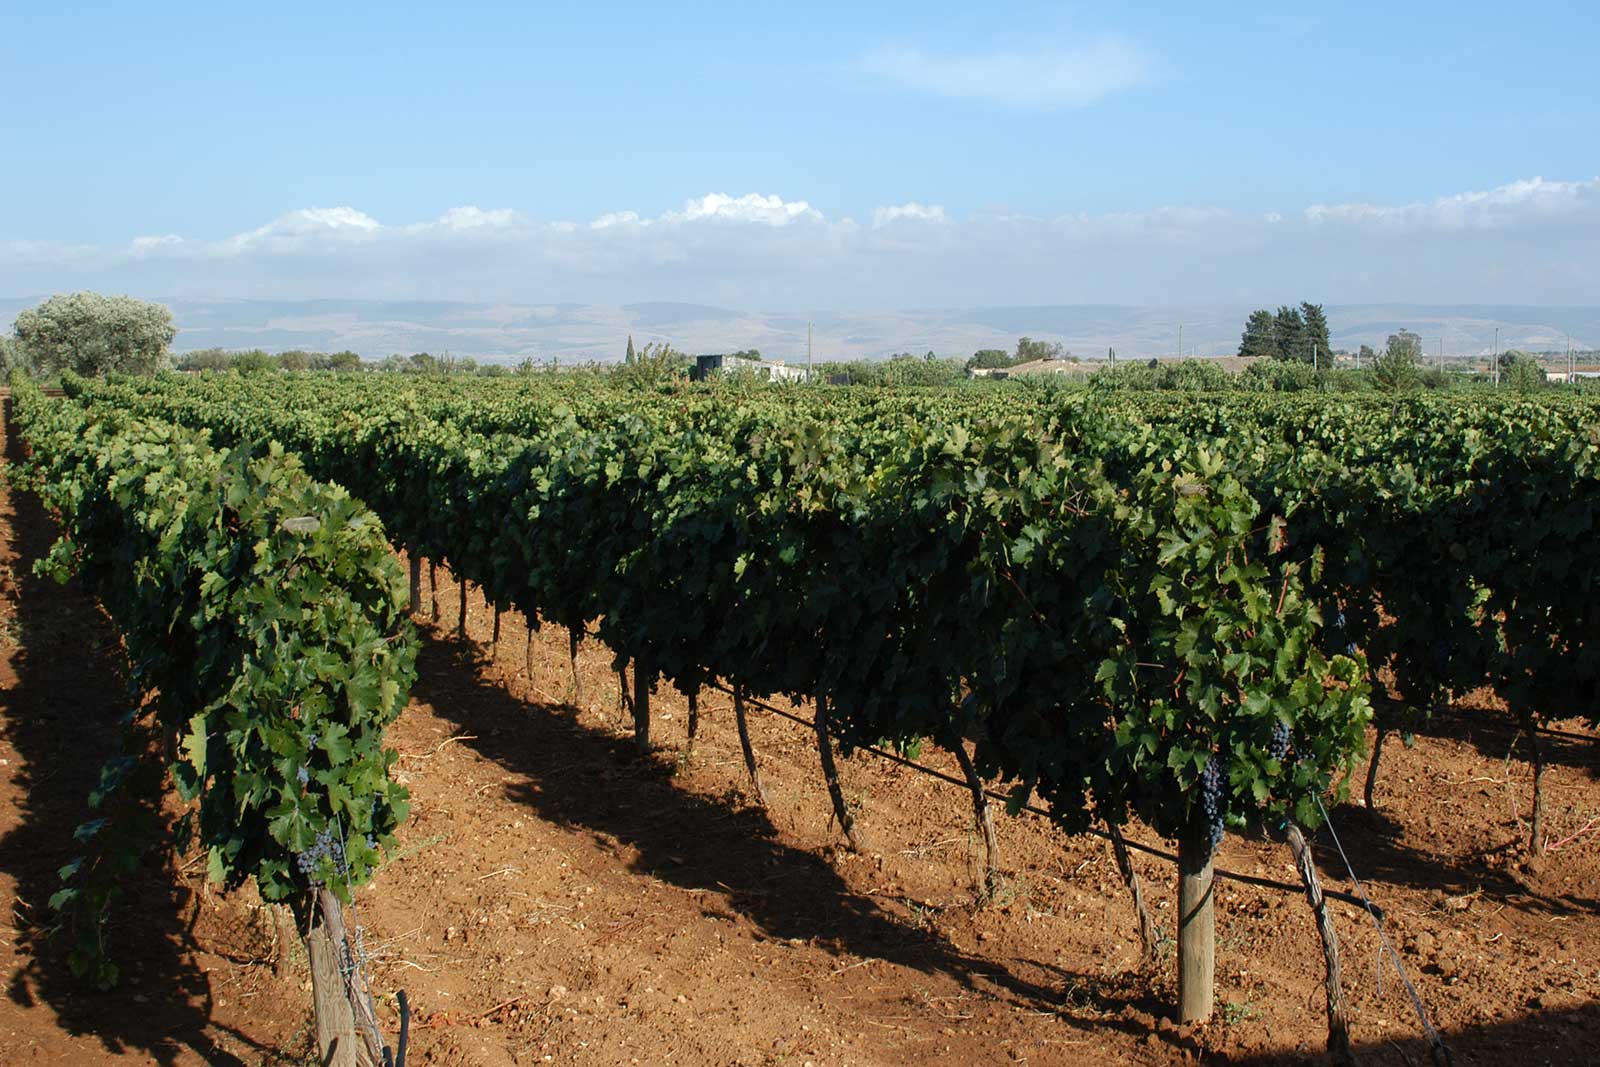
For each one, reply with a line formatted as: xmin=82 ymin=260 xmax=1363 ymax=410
xmin=3 ymin=297 xmax=1596 ymax=362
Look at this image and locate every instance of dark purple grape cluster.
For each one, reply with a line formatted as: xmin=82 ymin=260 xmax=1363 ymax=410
xmin=1333 ymin=610 xmax=1358 ymax=656
xmin=1268 ymin=719 xmax=1291 ymax=762
xmin=1198 ymin=755 xmax=1226 ymax=857
xmin=294 ymin=828 xmax=346 ymax=886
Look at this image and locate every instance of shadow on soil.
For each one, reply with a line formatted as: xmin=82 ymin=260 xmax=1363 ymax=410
xmin=1302 ymin=800 xmax=1600 ymax=921
xmin=1417 ymin=696 xmax=1599 ymax=778
xmin=410 ymin=629 xmax=1169 ymax=1042
xmin=1327 ymin=698 xmax=1600 ymax=918
xmin=1231 ymin=1000 xmax=1600 ymax=1066
xmin=0 ymin=400 xmax=256 ymax=1066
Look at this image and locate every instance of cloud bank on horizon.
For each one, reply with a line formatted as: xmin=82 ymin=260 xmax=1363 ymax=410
xmin=4 ymin=177 xmax=1597 ymax=308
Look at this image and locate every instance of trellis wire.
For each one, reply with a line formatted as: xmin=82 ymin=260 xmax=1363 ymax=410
xmin=716 ymin=681 xmax=1456 ymax=1059
xmin=1313 ymin=795 xmax=1453 ymax=1067
xmin=708 ymin=681 xmax=1385 ymax=918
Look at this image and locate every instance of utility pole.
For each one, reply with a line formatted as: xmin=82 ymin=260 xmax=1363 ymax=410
xmin=1177 ymin=324 xmax=1183 ymax=361
xmin=1438 ymin=337 xmax=1443 ymax=373
xmin=1493 ymin=326 xmax=1500 ymax=387
xmin=807 ymin=321 xmax=814 ymax=381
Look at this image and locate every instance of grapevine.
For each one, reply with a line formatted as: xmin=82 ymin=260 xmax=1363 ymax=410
xmin=10 ymin=370 xmax=416 ymax=1062
xmin=56 ymin=367 xmax=1600 ymax=1025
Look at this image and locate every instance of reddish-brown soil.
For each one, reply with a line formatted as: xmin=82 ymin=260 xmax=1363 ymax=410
xmin=2 ymin=403 xmax=1598 ymax=1066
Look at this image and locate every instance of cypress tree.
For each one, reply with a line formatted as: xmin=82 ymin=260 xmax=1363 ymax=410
xmin=1239 ymin=309 xmax=1278 ymax=359
xmin=1300 ymin=303 xmax=1331 ymax=365
xmin=1273 ymin=306 xmax=1308 ymax=363
xmin=625 ymin=335 xmax=636 ymax=364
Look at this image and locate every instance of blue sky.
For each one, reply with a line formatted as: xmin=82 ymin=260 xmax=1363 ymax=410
xmin=3 ymin=1 xmax=1598 ymax=306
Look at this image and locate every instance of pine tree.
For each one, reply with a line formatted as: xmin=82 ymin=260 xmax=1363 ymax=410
xmin=625 ymin=335 xmax=636 ymax=365
xmin=1273 ymin=306 xmax=1308 ymax=363
xmin=1385 ymin=329 xmax=1422 ymax=361
xmin=1239 ymin=309 xmax=1278 ymax=359
xmin=1375 ymin=331 xmax=1422 ymax=390
xmin=1300 ymin=303 xmax=1331 ymax=366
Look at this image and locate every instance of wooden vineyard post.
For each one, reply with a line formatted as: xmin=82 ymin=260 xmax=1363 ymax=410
xmin=1361 ymin=669 xmax=1389 ymax=811
xmin=617 ymin=660 xmax=633 ymax=723
xmin=1519 ymin=710 xmax=1547 ymax=856
xmin=305 ymin=889 xmax=384 ymax=1067
xmin=457 ymin=578 xmax=468 ymax=638
xmin=814 ymin=697 xmax=863 ymax=851
xmin=428 ymin=561 xmax=440 ymax=620
xmin=1364 ymin=722 xmax=1386 ymax=811
xmin=733 ymin=687 xmax=767 ymax=805
xmin=1177 ymin=820 xmax=1215 ymax=1023
xmin=1286 ymin=822 xmax=1355 ymax=1064
xmin=951 ymin=741 xmax=1000 ymax=903
xmin=633 ymin=663 xmax=652 ymax=754
xmin=270 ymin=903 xmax=298 ymax=979
xmin=491 ymin=607 xmax=501 ymax=658
xmin=407 ymin=555 xmax=422 ymax=618
xmin=306 ymin=911 xmax=359 ymax=1067
xmin=568 ymin=628 xmax=584 ymax=706
xmin=685 ymin=689 xmax=700 ymax=758
xmin=1107 ymin=821 xmax=1157 ymax=964
xmin=525 ymin=623 xmax=536 ymax=680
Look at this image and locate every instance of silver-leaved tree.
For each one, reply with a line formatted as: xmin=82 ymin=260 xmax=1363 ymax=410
xmin=13 ymin=291 xmax=176 ymax=377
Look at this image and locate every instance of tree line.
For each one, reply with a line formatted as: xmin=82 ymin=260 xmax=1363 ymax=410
xmin=967 ymin=336 xmax=1071 ymax=370
xmin=1238 ymin=303 xmax=1332 ymax=363
xmin=1 ymin=291 xmax=593 ymax=380
xmin=4 ymin=290 xmax=1569 ymax=397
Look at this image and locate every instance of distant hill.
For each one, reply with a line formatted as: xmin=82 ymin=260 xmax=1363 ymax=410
xmin=3 ymin=297 xmax=1596 ymax=363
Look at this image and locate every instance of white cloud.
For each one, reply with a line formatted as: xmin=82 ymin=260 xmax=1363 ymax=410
xmin=586 ymin=194 xmax=816 ymax=229
xmin=589 ymin=210 xmax=642 ymax=230
xmin=672 ymin=192 xmax=818 ymax=226
xmin=1306 ymin=176 xmax=1600 ymax=230
xmin=861 ymin=39 xmax=1155 ymax=109
xmin=872 ymin=202 xmax=946 ymax=227
xmin=130 ymin=234 xmax=184 ymax=251
xmin=227 ymin=206 xmax=383 ymax=249
xmin=301 ymin=207 xmax=382 ymax=230
xmin=432 ymin=206 xmax=523 ymax=231
xmin=5 ymin=179 xmax=1600 ymax=307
